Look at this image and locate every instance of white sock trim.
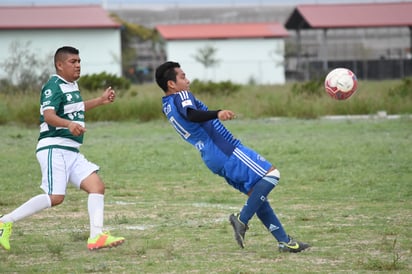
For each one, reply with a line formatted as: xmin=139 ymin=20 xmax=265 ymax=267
xmin=267 ymin=168 xmax=280 ymax=179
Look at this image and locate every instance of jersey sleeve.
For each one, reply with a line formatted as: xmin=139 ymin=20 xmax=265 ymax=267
xmin=173 ymin=90 xmax=198 ymax=118
xmin=40 ymin=82 xmax=63 ymax=113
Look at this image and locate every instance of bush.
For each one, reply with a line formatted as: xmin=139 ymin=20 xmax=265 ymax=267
xmin=291 ymin=78 xmax=324 ymax=98
xmin=78 ymin=72 xmax=131 ymax=91
xmin=389 ymin=77 xmax=412 ymax=98
xmin=0 ymin=101 xmax=8 ymax=125
xmin=189 ymin=79 xmax=241 ymax=96
xmin=0 ymin=79 xmax=19 ymax=94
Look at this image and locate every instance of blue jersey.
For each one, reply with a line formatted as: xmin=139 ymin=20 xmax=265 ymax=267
xmin=162 ymin=91 xmax=272 ymax=193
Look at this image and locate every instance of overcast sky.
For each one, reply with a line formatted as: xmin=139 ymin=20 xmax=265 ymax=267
xmin=1 ymin=0 xmax=409 ymax=7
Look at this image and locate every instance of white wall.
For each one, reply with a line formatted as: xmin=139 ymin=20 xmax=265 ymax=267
xmin=165 ymin=38 xmax=285 ymax=85
xmin=0 ymin=28 xmax=121 ymax=80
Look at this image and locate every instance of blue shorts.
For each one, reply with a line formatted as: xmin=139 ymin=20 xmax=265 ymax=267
xmin=217 ymin=145 xmax=273 ymax=194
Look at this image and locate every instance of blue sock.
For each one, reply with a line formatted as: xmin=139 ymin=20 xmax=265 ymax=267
xmin=239 ymin=175 xmax=278 ymax=225
xmin=256 ymin=200 xmax=289 ymax=243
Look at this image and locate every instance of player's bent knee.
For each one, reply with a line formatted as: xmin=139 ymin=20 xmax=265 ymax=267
xmin=50 ymin=195 xmax=65 ymax=206
xmin=80 ymin=173 xmax=105 ymax=194
xmin=262 ymin=168 xmax=280 ymax=187
xmin=267 ymin=168 xmax=280 ymax=180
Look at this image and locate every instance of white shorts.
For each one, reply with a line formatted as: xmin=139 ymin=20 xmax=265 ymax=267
xmin=36 ymin=148 xmax=100 ymax=195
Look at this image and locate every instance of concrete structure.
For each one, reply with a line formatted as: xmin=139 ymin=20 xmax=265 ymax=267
xmin=156 ymin=22 xmax=289 ymax=85
xmin=0 ymin=5 xmax=121 ymax=81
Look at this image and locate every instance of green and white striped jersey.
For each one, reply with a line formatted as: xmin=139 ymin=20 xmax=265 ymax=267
xmin=36 ymin=75 xmax=85 ymax=152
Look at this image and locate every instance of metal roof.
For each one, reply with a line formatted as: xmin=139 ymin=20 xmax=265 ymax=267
xmin=285 ymin=2 xmax=412 ymax=29
xmin=156 ymin=22 xmax=289 ymax=40
xmin=0 ymin=5 xmax=120 ymax=30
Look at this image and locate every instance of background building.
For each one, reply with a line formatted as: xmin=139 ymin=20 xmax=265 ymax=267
xmin=156 ymin=22 xmax=289 ymax=84
xmin=114 ymin=1 xmax=412 ymax=82
xmin=285 ymin=2 xmax=412 ymax=80
xmin=1 ymin=1 xmax=410 ymax=83
xmin=0 ymin=5 xmax=122 ymax=81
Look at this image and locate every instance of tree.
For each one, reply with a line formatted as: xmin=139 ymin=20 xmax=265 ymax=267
xmin=192 ymin=45 xmax=220 ymax=80
xmin=0 ymin=41 xmax=52 ymax=93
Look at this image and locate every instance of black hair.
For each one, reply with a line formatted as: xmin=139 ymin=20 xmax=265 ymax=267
xmin=54 ymin=46 xmax=79 ymax=67
xmin=155 ymin=61 xmax=180 ymax=92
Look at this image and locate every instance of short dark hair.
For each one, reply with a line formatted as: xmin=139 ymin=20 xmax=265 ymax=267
xmin=54 ymin=46 xmax=79 ymax=67
xmin=155 ymin=61 xmax=180 ymax=92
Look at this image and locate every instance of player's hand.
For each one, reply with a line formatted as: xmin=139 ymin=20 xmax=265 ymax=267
xmin=68 ymin=122 xmax=86 ymax=136
xmin=218 ymin=110 xmax=236 ymax=121
xmin=101 ymin=86 xmax=116 ymax=104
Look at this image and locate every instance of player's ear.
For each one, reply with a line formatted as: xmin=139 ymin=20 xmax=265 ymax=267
xmin=55 ymin=60 xmax=63 ymax=72
xmin=167 ymin=80 xmax=176 ymax=91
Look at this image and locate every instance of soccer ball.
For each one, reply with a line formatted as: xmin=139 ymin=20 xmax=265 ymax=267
xmin=324 ymin=68 xmax=358 ymax=100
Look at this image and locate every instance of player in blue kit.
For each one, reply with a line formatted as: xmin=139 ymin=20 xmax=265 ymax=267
xmin=155 ymin=61 xmax=309 ymax=253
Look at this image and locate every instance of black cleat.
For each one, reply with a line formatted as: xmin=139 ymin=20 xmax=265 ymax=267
xmin=278 ymin=236 xmax=310 ymax=253
xmin=229 ymin=213 xmax=248 ymax=248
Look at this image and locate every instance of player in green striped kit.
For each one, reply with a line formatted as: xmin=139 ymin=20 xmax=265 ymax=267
xmin=0 ymin=46 xmax=124 ymax=251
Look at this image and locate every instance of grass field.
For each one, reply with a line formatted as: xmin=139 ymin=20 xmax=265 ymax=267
xmin=0 ymin=118 xmax=411 ymax=273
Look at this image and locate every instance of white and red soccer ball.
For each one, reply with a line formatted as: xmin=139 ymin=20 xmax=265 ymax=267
xmin=324 ymin=68 xmax=358 ymax=100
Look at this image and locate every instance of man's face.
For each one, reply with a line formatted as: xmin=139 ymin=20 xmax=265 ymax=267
xmin=170 ymin=67 xmax=190 ymax=92
xmin=56 ymin=53 xmax=81 ymax=82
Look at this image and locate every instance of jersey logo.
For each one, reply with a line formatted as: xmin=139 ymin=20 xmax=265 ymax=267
xmin=68 ymin=111 xmax=84 ymax=121
xmin=195 ymin=141 xmax=204 ymax=151
xmin=44 ymin=89 xmax=52 ymax=98
xmin=269 ymin=224 xmax=279 ymax=232
xmin=181 ymin=99 xmax=193 ymax=107
xmin=163 ymin=104 xmax=171 ymax=115
xmin=257 ymin=155 xmax=267 ymax=162
xmin=42 ymin=100 xmax=51 ymax=107
xmin=66 ymin=94 xmax=73 ymax=102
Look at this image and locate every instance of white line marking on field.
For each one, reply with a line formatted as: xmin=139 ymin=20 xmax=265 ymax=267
xmin=124 ymin=225 xmax=155 ymax=231
xmin=111 ymin=200 xmax=239 ymax=211
xmin=192 ymin=202 xmax=238 ymax=210
xmin=108 ymin=201 xmax=239 ymax=231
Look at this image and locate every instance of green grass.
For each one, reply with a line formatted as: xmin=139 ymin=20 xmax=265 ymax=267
xmin=0 ymin=118 xmax=411 ymax=273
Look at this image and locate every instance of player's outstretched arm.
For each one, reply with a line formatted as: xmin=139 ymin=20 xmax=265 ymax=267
xmin=84 ymin=86 xmax=116 ymax=111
